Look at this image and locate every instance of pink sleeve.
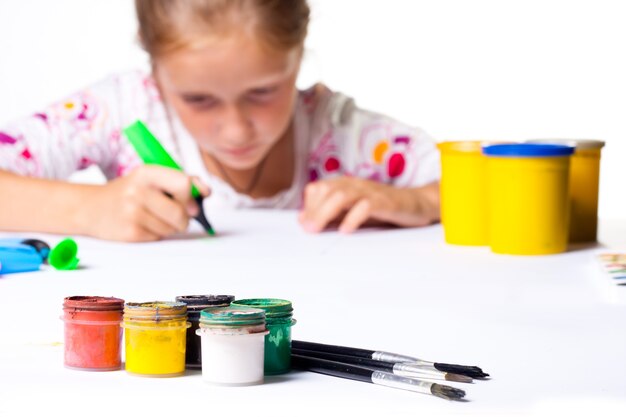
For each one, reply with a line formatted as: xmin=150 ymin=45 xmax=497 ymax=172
xmin=0 ymin=72 xmax=151 ymax=180
xmin=305 ymin=85 xmax=440 ymax=187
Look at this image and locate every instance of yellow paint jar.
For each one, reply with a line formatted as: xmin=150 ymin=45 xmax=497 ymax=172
xmin=527 ymin=139 xmax=605 ymax=242
xmin=122 ymin=301 xmax=190 ymax=377
xmin=483 ymin=143 xmax=575 ymax=255
xmin=437 ymin=141 xmax=490 ymax=245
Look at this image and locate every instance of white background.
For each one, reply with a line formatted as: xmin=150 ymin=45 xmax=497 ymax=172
xmin=0 ymin=0 xmax=624 ymax=219
xmin=1 ymin=211 xmax=626 ymax=416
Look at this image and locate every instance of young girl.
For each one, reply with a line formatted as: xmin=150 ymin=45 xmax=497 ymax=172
xmin=0 ymin=0 xmax=440 ymax=242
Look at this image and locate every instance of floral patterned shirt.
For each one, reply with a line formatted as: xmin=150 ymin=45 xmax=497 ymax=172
xmin=0 ymin=71 xmax=440 ymax=209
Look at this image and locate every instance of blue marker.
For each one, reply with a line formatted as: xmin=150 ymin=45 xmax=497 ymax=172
xmin=0 ymin=239 xmax=50 ymax=275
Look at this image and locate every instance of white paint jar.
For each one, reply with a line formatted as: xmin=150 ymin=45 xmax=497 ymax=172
xmin=197 ymin=306 xmax=268 ymax=386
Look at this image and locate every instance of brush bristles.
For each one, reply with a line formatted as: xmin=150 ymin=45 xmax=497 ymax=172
xmin=430 ymin=384 xmax=466 ymax=400
xmin=435 ymin=363 xmax=489 ymax=379
xmin=445 ymin=373 xmax=473 ymax=383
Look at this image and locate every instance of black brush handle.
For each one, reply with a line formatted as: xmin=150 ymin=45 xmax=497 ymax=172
xmin=292 ymin=348 xmax=395 ymax=373
xmin=291 ymin=354 xmax=374 ymax=383
xmin=292 ymin=340 xmax=375 ymax=359
xmin=434 ymin=363 xmax=489 ymax=378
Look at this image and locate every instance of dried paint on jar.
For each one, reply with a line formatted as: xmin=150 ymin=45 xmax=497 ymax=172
xmin=231 ymin=299 xmax=296 ymax=375
xmin=175 ymin=295 xmax=235 ymax=369
xmin=122 ymin=301 xmax=189 ymax=377
xmin=62 ymin=296 xmax=124 ymax=371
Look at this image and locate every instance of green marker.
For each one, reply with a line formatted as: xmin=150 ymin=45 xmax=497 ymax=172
xmin=123 ymin=120 xmax=215 ymax=236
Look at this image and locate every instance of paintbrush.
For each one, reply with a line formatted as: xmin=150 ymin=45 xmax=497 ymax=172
xmin=291 ymin=354 xmax=466 ymax=401
xmin=292 ymin=348 xmax=472 ymax=383
xmin=292 ymin=340 xmax=489 ymax=379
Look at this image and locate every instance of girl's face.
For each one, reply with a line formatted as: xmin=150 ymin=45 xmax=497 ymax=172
xmin=155 ymin=35 xmax=301 ymax=170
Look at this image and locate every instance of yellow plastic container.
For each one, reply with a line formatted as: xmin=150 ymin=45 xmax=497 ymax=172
xmin=122 ymin=301 xmax=190 ymax=377
xmin=483 ymin=143 xmax=575 ymax=255
xmin=437 ymin=141 xmax=490 ymax=245
xmin=527 ymin=139 xmax=605 ymax=242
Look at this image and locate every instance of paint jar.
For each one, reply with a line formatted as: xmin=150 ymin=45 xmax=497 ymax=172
xmin=61 ymin=296 xmax=124 ymax=371
xmin=527 ymin=139 xmax=605 ymax=242
xmin=437 ymin=141 xmax=491 ymax=246
xmin=175 ymin=295 xmax=235 ymax=369
xmin=197 ymin=306 xmax=268 ymax=386
xmin=231 ymin=299 xmax=296 ymax=375
xmin=483 ymin=143 xmax=575 ymax=255
xmin=122 ymin=301 xmax=189 ymax=377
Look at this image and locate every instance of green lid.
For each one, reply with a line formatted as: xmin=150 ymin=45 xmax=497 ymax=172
xmin=200 ymin=306 xmax=266 ymax=327
xmin=231 ymin=299 xmax=293 ymax=319
xmin=49 ymin=238 xmax=79 ymax=270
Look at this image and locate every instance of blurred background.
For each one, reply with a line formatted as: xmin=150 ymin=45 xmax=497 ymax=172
xmin=1 ymin=0 xmax=624 ymax=219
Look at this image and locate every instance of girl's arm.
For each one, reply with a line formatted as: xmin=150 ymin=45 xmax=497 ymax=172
xmin=298 ymin=85 xmax=441 ymax=233
xmin=0 ymin=167 xmax=208 ymax=242
xmin=0 ymin=169 xmax=96 ymax=236
xmin=0 ymin=72 xmax=209 ymax=241
xmin=299 ymin=178 xmax=439 ymax=233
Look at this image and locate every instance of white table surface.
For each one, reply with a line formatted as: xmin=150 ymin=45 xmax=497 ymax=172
xmin=1 ymin=210 xmax=625 ymax=416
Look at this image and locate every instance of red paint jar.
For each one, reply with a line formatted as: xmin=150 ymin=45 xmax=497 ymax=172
xmin=62 ymin=296 xmax=124 ymax=371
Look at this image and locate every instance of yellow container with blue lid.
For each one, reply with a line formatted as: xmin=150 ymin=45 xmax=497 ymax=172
xmin=483 ymin=143 xmax=575 ymax=255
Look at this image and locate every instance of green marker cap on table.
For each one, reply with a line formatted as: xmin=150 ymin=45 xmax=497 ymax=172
xmin=49 ymin=238 xmax=79 ymax=270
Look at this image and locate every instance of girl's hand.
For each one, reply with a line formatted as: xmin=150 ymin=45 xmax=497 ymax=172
xmin=299 ymin=177 xmax=440 ymax=234
xmin=82 ymin=166 xmax=210 ymax=242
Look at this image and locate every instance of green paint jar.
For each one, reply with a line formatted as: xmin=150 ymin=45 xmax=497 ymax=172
xmin=230 ymin=299 xmax=296 ymax=375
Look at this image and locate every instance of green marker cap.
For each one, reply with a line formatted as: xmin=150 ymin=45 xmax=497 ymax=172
xmin=49 ymin=238 xmax=79 ymax=270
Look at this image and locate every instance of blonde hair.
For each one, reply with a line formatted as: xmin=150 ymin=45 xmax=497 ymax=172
xmin=135 ymin=0 xmax=310 ymax=57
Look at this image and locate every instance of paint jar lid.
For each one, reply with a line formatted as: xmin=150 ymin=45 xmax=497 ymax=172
xmin=175 ymin=295 xmax=235 ymax=311
xmin=49 ymin=238 xmax=79 ymax=270
xmin=200 ymin=306 xmax=266 ymax=327
xmin=526 ymin=139 xmax=606 ymax=150
xmin=63 ymin=296 xmax=124 ymax=312
xmin=231 ymin=299 xmax=293 ymax=319
xmin=124 ymin=301 xmax=187 ymax=320
xmin=482 ymin=143 xmax=575 ymax=157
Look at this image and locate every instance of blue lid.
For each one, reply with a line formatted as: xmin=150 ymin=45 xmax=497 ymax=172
xmin=482 ymin=143 xmax=575 ymax=157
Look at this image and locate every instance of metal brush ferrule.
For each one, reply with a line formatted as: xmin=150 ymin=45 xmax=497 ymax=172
xmin=392 ymin=363 xmax=445 ymax=380
xmin=371 ymin=371 xmax=432 ymax=395
xmin=372 ymin=352 xmax=431 ymax=366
